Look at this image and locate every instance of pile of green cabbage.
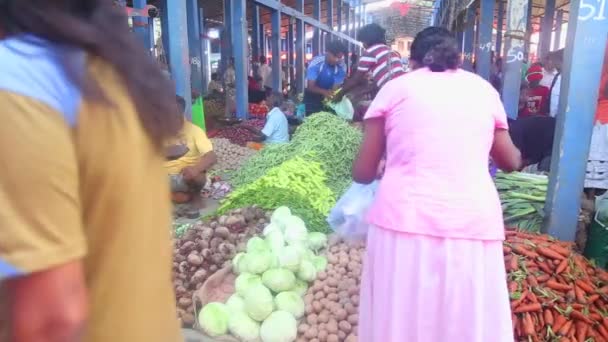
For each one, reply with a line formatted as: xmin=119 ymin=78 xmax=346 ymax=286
xmin=198 ymin=207 xmax=328 ymax=342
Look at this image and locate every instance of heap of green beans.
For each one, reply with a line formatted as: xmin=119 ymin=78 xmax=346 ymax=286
xmin=495 ymin=172 xmax=548 ymax=233
xmin=230 ymin=112 xmax=362 ymax=197
xmin=219 ymin=157 xmax=336 ymax=232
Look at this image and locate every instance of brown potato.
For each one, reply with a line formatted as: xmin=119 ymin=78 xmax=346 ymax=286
xmin=345 ymin=303 xmax=356 ymax=315
xmin=327 ymin=293 xmax=339 ymax=302
xmin=314 ymin=291 xmax=325 ymax=300
xmin=312 ymin=301 xmax=322 ymax=313
xmin=318 ymin=312 xmax=329 ymax=323
xmin=327 ymin=277 xmax=339 ymax=287
xmin=339 ymin=320 xmax=352 ymax=333
xmin=338 ymin=331 xmax=346 ymax=340
xmin=345 ymin=334 xmax=358 ymax=342
xmin=326 ymin=320 xmax=338 ymax=334
xmin=351 ymin=295 xmax=360 ymax=306
xmin=318 ymin=330 xmax=328 ymax=342
xmin=307 ymin=313 xmax=318 ymax=325
xmin=335 ymin=309 xmax=348 ymax=321
xmin=326 ymin=334 xmax=339 ymax=342
xmin=347 ymin=314 xmax=359 ymax=325
xmin=298 ymin=323 xmax=310 ymax=334
xmin=304 ymin=326 xmax=318 ymax=339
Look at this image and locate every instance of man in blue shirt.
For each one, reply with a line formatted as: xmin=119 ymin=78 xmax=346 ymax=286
xmin=303 ymin=40 xmax=348 ymax=116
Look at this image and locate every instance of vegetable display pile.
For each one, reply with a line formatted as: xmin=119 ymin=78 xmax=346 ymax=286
xmin=231 ymin=112 xmax=362 ymax=197
xmin=495 ymin=172 xmax=548 ymax=233
xmin=211 ymin=138 xmax=258 ymax=172
xmin=216 ymin=126 xmax=259 ymax=146
xmin=173 ymin=207 xmax=269 ymax=326
xmin=244 ymin=119 xmax=266 ymax=130
xmin=219 ymin=157 xmax=336 ymax=233
xmin=298 ymin=240 xmax=364 ymax=342
xmin=504 ymin=230 xmax=608 ymax=341
xmin=198 ymin=207 xmax=330 ymax=342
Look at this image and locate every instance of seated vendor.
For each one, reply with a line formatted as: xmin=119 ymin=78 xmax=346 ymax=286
xmin=165 ymin=96 xmax=217 ymax=203
xmin=243 ymin=95 xmax=290 ymax=147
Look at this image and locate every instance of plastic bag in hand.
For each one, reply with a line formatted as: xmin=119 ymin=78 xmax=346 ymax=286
xmin=327 ymin=181 xmax=379 ymax=241
xmin=326 ymin=97 xmax=354 ymax=121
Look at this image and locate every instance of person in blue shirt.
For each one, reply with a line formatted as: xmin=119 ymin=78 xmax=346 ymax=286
xmin=303 ymin=40 xmax=348 ymax=116
xmin=243 ymin=95 xmax=291 ymax=145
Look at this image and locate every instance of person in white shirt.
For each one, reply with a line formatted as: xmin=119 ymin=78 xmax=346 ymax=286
xmin=258 ymin=55 xmax=273 ymax=94
xmin=546 ymin=49 xmax=564 ymax=117
xmin=243 ymin=95 xmax=290 ymax=144
xmin=541 ymin=52 xmax=559 ymax=89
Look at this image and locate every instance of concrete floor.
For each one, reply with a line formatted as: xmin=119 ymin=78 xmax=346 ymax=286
xmin=182 ymin=328 xmax=214 ymax=342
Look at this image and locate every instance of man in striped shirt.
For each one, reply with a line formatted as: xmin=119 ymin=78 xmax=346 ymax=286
xmin=334 ymin=23 xmax=406 ymax=102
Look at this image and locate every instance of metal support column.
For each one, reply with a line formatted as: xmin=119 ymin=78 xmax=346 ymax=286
xmin=200 ymin=8 xmax=211 ymax=94
xmin=231 ymin=0 xmax=248 ymax=119
xmin=160 ymin=0 xmax=170 ymax=65
xmin=462 ymin=6 xmax=476 ymax=71
xmin=338 ymin=0 xmax=343 ymax=33
xmin=187 ymin=0 xmax=203 ymax=95
xmin=261 ymin=25 xmax=267 ymax=58
xmin=554 ymin=10 xmax=564 ymax=50
xmin=252 ymin=5 xmax=261 ymax=66
xmin=477 ymin=0 xmax=494 ymax=79
xmin=524 ymin=0 xmax=533 ymax=55
xmin=166 ymin=0 xmax=191 ymax=115
xmin=221 ymin=0 xmax=232 ymax=74
xmin=362 ymin=4 xmax=366 ymax=25
xmin=345 ymin=3 xmax=351 ymax=69
xmin=133 ymin=0 xmax=152 ymax=53
xmin=295 ymin=0 xmax=305 ymax=93
xmin=544 ymin=0 xmax=608 ymax=241
xmin=496 ymin=0 xmax=505 ymax=56
xmin=540 ymin=0 xmax=556 ymax=59
xmin=288 ymin=18 xmax=295 ymax=89
xmin=457 ymin=29 xmax=465 ymax=52
xmin=501 ymin=0 xmax=529 ymax=119
xmin=271 ymin=9 xmax=282 ymax=93
xmin=328 ymin=0 xmax=334 ymax=29
xmin=313 ymin=0 xmax=321 ymax=56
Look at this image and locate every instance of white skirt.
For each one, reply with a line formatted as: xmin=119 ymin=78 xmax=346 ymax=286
xmin=358 ymin=225 xmax=514 ymax=342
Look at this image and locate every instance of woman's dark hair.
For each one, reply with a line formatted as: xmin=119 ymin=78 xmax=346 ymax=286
xmin=357 ymin=23 xmax=386 ymax=47
xmin=410 ymin=27 xmax=460 ymax=72
xmin=326 ymin=40 xmax=347 ymax=56
xmin=0 ymin=0 xmax=180 ymax=147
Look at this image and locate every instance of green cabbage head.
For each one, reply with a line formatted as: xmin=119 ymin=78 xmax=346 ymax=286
xmin=262 ymin=268 xmax=296 ymax=293
xmin=198 ymin=302 xmax=229 ymax=337
xmin=244 ymin=284 xmax=275 ymax=321
xmin=260 ymin=310 xmax=297 ymax=342
xmin=274 ymin=291 xmax=305 ymax=319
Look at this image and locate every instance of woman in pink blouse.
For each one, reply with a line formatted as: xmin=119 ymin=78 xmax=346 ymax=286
xmin=353 ymin=27 xmax=522 ymax=341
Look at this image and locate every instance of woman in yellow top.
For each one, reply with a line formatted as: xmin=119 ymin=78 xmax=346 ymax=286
xmin=0 ymin=1 xmax=183 ymax=342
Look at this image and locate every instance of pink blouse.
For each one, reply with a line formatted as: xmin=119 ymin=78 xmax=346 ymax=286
xmin=365 ymin=68 xmax=509 ymax=241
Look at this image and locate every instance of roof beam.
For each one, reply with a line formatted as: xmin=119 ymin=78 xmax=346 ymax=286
xmin=253 ymin=0 xmax=361 ymax=45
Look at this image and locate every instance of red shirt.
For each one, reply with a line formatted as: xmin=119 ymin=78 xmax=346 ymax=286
xmin=358 ymin=44 xmax=406 ymax=89
xmin=520 ymin=85 xmax=550 ymax=117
